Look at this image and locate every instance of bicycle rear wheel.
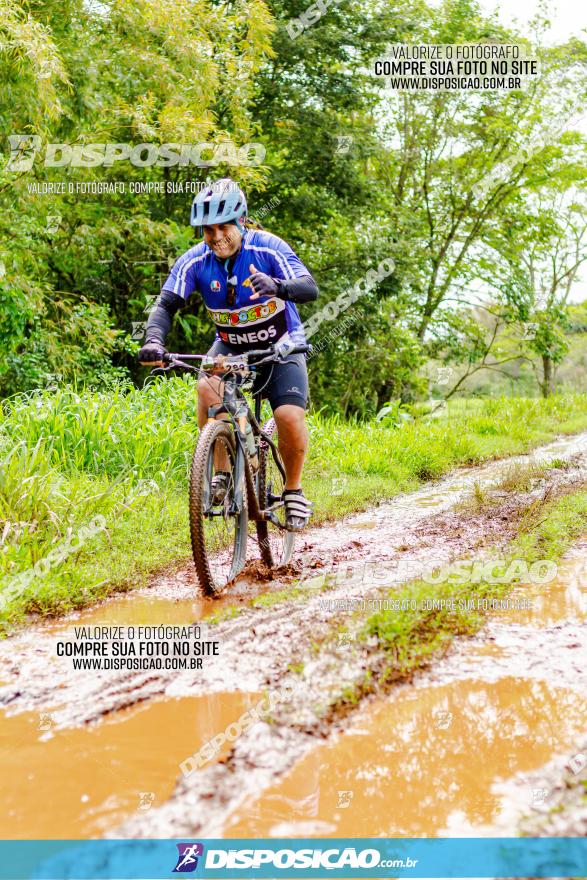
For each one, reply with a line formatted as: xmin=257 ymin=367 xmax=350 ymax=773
xmin=255 ymin=417 xmax=295 ymax=568
xmin=189 ymin=420 xmax=247 ymax=596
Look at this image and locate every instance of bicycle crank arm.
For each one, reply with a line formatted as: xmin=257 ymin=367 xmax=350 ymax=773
xmin=268 ymin=511 xmax=293 ymax=531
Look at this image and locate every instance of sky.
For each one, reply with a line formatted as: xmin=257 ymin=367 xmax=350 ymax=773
xmin=478 ymin=0 xmax=587 ymax=45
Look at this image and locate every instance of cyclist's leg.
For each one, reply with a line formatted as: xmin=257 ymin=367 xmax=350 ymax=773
xmin=273 ymin=404 xmax=308 ymax=490
xmin=263 ymin=353 xmax=313 ymax=528
xmin=259 ymin=352 xmax=309 ymax=487
xmin=197 ymin=339 xmax=231 ymax=428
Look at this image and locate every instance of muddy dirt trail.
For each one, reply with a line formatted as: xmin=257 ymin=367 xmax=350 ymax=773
xmin=1 ymin=432 xmax=587 ymax=841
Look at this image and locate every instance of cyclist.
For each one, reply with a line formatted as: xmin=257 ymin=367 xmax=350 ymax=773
xmin=139 ymin=178 xmax=318 ymax=530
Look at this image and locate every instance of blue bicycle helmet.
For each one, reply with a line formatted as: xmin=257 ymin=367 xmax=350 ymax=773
xmin=190 ymin=178 xmax=247 ymax=231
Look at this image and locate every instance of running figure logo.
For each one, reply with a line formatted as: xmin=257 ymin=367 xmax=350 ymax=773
xmin=173 ymin=843 xmax=204 ymax=873
xmin=7 ymin=135 xmax=41 ymax=171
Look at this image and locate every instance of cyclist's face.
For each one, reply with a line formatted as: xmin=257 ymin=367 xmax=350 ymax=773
xmin=203 ymin=222 xmax=241 ymax=258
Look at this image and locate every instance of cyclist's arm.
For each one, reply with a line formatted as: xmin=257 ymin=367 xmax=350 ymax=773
xmin=262 ymin=234 xmax=319 ymax=303
xmin=145 ymin=250 xmax=199 ymax=345
xmin=144 ymin=289 xmax=184 ymax=345
xmin=275 ymin=274 xmax=318 ymax=303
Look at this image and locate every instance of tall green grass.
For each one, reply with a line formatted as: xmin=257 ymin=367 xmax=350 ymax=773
xmin=1 ymin=380 xmax=586 ymax=631
xmin=1 ymin=378 xmax=198 ymax=481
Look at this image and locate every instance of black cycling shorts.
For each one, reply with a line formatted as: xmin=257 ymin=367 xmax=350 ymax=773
xmin=198 ymin=339 xmax=309 ymax=411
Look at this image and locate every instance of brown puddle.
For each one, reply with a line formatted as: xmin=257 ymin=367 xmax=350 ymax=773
xmin=0 ymin=691 xmax=258 ymax=838
xmin=412 ymin=493 xmax=447 ymax=508
xmin=36 ymin=552 xmax=294 ymax=640
xmin=511 ymin=554 xmax=587 ymax=627
xmin=223 ymin=678 xmax=587 ymax=838
xmin=38 ymin=590 xmax=257 ymax=643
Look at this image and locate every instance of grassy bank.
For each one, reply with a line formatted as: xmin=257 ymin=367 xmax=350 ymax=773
xmin=325 ymin=486 xmax=587 ymax=712
xmin=1 ymin=379 xmax=587 ymax=631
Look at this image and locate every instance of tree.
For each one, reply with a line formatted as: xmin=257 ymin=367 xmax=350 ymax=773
xmin=370 ymin=0 xmax=587 ymax=396
xmin=482 ymin=188 xmax=587 ymax=396
xmin=0 ymin=0 xmax=275 ymax=394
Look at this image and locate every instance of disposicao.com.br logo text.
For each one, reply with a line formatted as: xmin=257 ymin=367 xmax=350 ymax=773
xmin=201 ymin=847 xmax=418 ymax=871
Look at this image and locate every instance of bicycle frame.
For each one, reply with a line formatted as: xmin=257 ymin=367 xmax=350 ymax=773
xmin=153 ymin=345 xmax=309 ymax=528
xmin=206 ymin=373 xmax=285 ymax=526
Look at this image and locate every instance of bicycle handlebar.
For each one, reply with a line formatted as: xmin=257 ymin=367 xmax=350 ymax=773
xmin=161 ymin=342 xmax=310 ymax=371
xmin=244 ymin=344 xmax=310 ymax=358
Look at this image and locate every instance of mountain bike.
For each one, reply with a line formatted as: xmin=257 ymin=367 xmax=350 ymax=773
xmin=155 ymin=344 xmax=309 ymax=596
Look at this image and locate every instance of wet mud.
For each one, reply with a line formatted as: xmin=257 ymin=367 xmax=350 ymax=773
xmin=1 ymin=432 xmax=586 ymax=839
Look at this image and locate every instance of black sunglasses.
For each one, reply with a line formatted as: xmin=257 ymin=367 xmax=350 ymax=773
xmin=227 ymin=275 xmax=237 ymax=308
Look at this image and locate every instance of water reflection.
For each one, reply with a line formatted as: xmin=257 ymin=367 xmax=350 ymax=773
xmin=224 ymin=678 xmax=587 ymax=838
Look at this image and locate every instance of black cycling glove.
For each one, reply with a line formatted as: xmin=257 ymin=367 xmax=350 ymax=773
xmin=139 ymin=340 xmax=167 ymax=364
xmin=248 ymin=264 xmax=278 ymax=298
xmin=248 ymin=263 xmax=319 ymax=304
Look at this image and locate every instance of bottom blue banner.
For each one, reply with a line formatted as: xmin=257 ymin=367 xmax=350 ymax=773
xmin=0 ymin=838 xmax=584 ymax=879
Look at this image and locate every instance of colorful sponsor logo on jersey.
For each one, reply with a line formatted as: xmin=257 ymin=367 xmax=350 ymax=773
xmin=219 ymin=326 xmax=277 ymax=345
xmin=210 ymin=280 xmax=221 ymax=291
xmin=209 ymin=299 xmax=278 ymax=326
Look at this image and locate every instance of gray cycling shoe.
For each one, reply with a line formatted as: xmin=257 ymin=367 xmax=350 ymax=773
xmin=282 ymin=488 xmax=314 ymax=531
xmin=210 ymin=471 xmax=231 ymax=505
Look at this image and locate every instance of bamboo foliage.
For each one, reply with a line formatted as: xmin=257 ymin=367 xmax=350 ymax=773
xmin=0 ymin=0 xmax=71 ymax=124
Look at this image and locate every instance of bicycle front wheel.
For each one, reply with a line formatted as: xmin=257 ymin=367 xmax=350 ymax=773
xmin=189 ymin=420 xmax=248 ymax=596
xmin=256 ymin=417 xmax=295 ymax=568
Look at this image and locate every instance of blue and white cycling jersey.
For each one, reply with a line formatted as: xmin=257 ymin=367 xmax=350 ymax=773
xmin=162 ymin=229 xmax=310 ymax=353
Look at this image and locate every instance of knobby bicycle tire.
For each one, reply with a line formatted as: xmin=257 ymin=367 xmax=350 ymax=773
xmin=256 ymin=417 xmax=295 ymax=568
xmin=189 ymin=420 xmax=247 ymax=596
